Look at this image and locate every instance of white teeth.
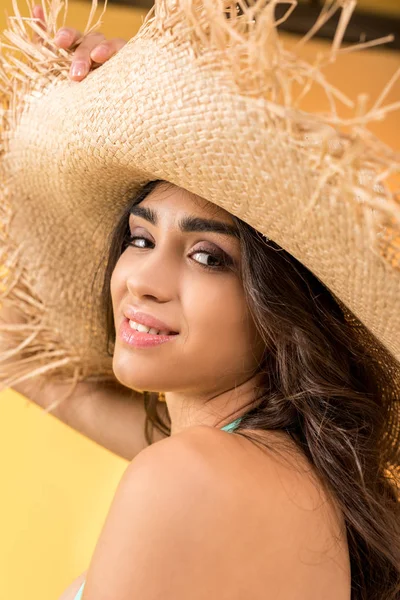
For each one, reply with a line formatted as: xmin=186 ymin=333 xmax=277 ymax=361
xmin=137 ymin=323 xmax=153 ymax=333
xmin=128 ymin=320 xmax=170 ymax=336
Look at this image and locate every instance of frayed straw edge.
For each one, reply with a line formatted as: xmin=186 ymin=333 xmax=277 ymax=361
xmin=0 ymin=0 xmax=115 ymax=406
xmin=134 ymin=0 xmax=400 ymax=232
xmin=0 ymin=241 xmax=84 ymax=405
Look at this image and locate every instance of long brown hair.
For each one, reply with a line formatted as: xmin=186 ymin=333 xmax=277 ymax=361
xmin=98 ymin=179 xmax=399 ymax=600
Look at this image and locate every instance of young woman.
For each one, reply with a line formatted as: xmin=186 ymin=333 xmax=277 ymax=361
xmin=4 ymin=5 xmax=399 ymax=600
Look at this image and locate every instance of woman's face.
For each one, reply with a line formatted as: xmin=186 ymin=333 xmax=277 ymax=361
xmin=110 ymin=183 xmax=265 ymax=398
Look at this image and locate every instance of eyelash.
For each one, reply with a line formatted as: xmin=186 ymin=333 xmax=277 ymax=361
xmin=123 ymin=234 xmax=233 ymax=272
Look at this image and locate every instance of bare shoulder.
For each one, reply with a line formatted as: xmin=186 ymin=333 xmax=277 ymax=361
xmin=130 ymin=425 xmax=350 ymax=597
xmin=82 ymin=426 xmax=350 ymax=599
xmin=133 ymin=424 xmax=346 ymax=532
xmin=148 ymin=425 xmax=349 ymax=591
xmin=136 ymin=424 xmax=337 ymax=509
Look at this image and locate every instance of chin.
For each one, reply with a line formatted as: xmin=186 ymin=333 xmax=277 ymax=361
xmin=112 ymin=358 xmax=157 ymax=393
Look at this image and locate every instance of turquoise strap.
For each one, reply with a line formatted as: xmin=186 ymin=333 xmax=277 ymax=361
xmin=220 ymin=416 xmax=242 ymax=432
xmin=73 ymin=581 xmax=85 ymax=600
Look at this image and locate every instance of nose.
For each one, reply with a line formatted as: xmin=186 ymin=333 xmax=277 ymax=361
xmin=125 ymin=242 xmax=179 ymax=302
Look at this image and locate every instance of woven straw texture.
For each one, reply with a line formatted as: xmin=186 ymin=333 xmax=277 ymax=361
xmin=0 ymin=0 xmax=399 ymax=472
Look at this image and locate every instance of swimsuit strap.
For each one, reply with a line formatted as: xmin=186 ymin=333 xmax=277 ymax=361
xmin=73 ymin=581 xmax=85 ymax=600
xmin=220 ymin=416 xmax=242 ymax=432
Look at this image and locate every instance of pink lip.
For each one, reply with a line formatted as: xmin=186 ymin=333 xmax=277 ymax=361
xmin=122 ymin=307 xmax=178 ymax=334
xmin=119 ymin=318 xmax=178 ymax=348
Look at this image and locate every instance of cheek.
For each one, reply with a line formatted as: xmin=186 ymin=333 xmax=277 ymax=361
xmin=186 ymin=279 xmax=259 ymax=353
xmin=182 ymin=279 xmax=264 ymax=384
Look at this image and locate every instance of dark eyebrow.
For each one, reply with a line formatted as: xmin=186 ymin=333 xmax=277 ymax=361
xmin=129 ymin=205 xmax=240 ymax=239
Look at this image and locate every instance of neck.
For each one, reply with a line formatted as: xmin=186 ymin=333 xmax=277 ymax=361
xmin=165 ymin=371 xmax=264 ymax=436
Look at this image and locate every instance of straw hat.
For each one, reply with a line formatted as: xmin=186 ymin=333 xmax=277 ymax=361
xmin=0 ymin=0 xmax=399 ymax=469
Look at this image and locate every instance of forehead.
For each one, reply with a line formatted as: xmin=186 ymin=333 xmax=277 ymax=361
xmin=142 ymin=182 xmax=234 ymax=223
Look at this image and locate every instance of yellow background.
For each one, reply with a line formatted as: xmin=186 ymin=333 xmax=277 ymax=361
xmin=0 ymin=1 xmax=399 ymax=599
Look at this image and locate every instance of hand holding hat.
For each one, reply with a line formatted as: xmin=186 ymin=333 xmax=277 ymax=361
xmin=31 ymin=4 xmax=127 ymax=81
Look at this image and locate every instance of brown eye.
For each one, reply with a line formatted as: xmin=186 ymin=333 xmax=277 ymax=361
xmin=190 ymin=247 xmax=231 ymax=271
xmin=126 ymin=235 xmax=152 ymax=249
xmin=123 ymin=233 xmax=234 ymax=273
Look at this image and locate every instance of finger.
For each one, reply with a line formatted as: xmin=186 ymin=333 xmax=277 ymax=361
xmin=69 ymin=32 xmax=107 ymax=80
xmin=54 ymin=26 xmax=84 ymax=48
xmin=33 ymin=4 xmax=45 ymax=23
xmin=90 ymin=38 xmax=127 ymax=63
xmin=32 ymin=5 xmax=47 ymax=44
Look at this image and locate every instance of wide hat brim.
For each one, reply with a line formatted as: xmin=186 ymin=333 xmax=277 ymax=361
xmin=0 ymin=0 xmax=399 ymax=464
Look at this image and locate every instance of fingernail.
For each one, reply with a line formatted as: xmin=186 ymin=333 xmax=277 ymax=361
xmin=91 ymin=45 xmax=109 ymax=61
xmin=70 ymin=61 xmax=88 ymax=78
xmin=54 ymin=30 xmax=70 ymax=45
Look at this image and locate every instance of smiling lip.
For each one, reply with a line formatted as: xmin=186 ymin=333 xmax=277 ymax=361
xmin=122 ymin=308 xmax=178 ymax=334
xmin=119 ymin=319 xmax=178 ymax=348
